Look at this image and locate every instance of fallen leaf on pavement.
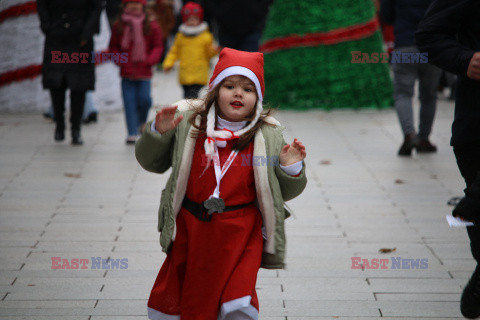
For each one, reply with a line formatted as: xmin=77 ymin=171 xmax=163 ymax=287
xmin=64 ymin=173 xmax=81 ymax=178
xmin=379 ymin=247 xmax=396 ymax=254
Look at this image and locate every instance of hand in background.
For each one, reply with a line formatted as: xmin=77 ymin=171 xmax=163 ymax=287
xmin=155 ymin=105 xmax=183 ymax=134
xmin=279 ymin=138 xmax=306 ymax=166
xmin=467 ymin=52 xmax=480 ymax=80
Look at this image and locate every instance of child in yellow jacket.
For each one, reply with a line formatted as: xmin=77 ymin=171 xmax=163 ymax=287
xmin=163 ymin=2 xmax=218 ymax=99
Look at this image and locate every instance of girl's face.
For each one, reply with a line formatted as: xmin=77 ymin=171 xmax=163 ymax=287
xmin=185 ymin=15 xmax=200 ymax=27
xmin=124 ymin=2 xmax=144 ymax=14
xmin=217 ymin=75 xmax=257 ymax=122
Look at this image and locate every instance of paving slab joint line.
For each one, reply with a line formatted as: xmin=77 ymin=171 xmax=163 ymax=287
xmin=425 ymin=243 xmax=445 ymax=266
xmin=31 ymin=240 xmax=39 ymax=249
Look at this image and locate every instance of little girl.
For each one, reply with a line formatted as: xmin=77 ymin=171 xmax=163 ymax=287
xmin=136 ymin=48 xmax=307 ymax=320
xmin=162 ymin=2 xmax=218 ymax=99
xmin=109 ymin=0 xmax=163 ymax=144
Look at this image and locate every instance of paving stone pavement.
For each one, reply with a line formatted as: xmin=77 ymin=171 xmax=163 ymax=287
xmin=0 ymin=70 xmax=474 ymax=319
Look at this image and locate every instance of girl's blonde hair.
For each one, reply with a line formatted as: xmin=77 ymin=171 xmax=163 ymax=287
xmin=188 ymin=79 xmax=275 ymax=151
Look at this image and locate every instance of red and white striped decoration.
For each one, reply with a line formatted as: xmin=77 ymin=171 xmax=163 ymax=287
xmin=0 ymin=0 xmax=122 ymax=112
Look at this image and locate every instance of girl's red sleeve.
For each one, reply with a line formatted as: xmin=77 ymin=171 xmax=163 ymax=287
xmin=109 ymin=23 xmax=121 ymax=53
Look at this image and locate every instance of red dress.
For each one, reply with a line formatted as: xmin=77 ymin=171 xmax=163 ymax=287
xmin=147 ymin=136 xmax=263 ymax=320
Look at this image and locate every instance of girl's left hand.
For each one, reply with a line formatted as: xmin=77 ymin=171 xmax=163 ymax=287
xmin=279 ymin=138 xmax=306 ymax=166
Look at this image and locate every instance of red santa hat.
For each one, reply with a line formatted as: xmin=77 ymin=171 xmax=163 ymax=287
xmin=209 ymin=48 xmax=265 ymax=101
xmin=122 ymin=0 xmax=147 ymax=5
xmin=204 ymin=48 xmax=265 ymax=160
xmin=181 ymin=2 xmax=204 ymax=23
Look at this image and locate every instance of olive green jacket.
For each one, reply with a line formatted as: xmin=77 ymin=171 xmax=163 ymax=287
xmin=135 ymin=100 xmax=307 ymax=269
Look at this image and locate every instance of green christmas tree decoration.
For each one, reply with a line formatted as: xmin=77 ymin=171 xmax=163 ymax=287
xmin=261 ymin=0 xmax=393 ymax=110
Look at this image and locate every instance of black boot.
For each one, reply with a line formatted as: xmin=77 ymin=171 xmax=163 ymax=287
xmin=398 ymin=133 xmax=417 ymax=156
xmin=453 ymin=172 xmax=480 ymax=224
xmin=71 ymin=129 xmax=83 ymax=145
xmin=461 ymin=265 xmax=480 ymax=319
xmin=415 ymin=139 xmax=438 ymax=153
xmin=54 ymin=124 xmax=65 ymax=141
xmin=83 ymin=112 xmax=97 ymax=124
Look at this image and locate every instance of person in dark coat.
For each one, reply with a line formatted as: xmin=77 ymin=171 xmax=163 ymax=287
xmin=416 ymin=1 xmax=480 ymax=318
xmin=202 ymin=0 xmax=273 ymax=52
xmin=37 ymin=0 xmax=103 ymax=145
xmin=106 ymin=0 xmax=123 ymax=28
xmin=380 ymin=0 xmax=441 ymax=156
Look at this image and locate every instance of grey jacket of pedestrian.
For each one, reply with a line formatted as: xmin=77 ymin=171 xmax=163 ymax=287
xmin=37 ymin=0 xmax=103 ymax=91
xmin=135 ymin=100 xmax=307 ymax=269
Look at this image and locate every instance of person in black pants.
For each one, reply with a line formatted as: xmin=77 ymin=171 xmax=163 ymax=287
xmin=37 ymin=0 xmax=102 ymax=145
xmin=416 ymin=0 xmax=480 ymax=318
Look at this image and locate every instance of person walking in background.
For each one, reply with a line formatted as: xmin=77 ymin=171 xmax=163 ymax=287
xmin=109 ymin=0 xmax=164 ymax=144
xmin=37 ymin=0 xmax=102 ymax=145
xmin=43 ymin=91 xmax=98 ymax=124
xmin=106 ymin=0 xmax=123 ymax=28
xmin=153 ymin=0 xmax=176 ymax=63
xmin=381 ymin=0 xmax=442 ymax=156
xmin=203 ymin=0 xmax=273 ymax=52
xmin=136 ymin=48 xmax=307 ymax=319
xmin=416 ymin=0 xmax=480 ymax=318
xmin=162 ymin=2 xmax=217 ymax=99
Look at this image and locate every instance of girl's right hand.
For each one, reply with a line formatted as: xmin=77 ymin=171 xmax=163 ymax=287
xmin=155 ymin=105 xmax=184 ymax=134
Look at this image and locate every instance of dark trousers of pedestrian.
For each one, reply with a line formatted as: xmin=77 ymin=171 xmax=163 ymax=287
xmin=454 ymin=143 xmax=480 ymax=264
xmin=218 ymin=31 xmax=262 ymax=52
xmin=392 ymin=46 xmax=442 ymax=140
xmin=182 ymin=85 xmax=204 ymax=99
xmin=50 ymin=83 xmax=85 ymax=134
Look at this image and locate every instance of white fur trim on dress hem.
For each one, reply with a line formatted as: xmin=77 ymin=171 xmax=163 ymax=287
xmin=218 ymin=296 xmax=258 ymax=320
xmin=148 ymin=307 xmax=180 ymax=320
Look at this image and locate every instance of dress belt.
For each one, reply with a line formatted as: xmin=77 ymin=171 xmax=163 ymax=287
xmin=182 ymin=196 xmax=252 ymax=222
